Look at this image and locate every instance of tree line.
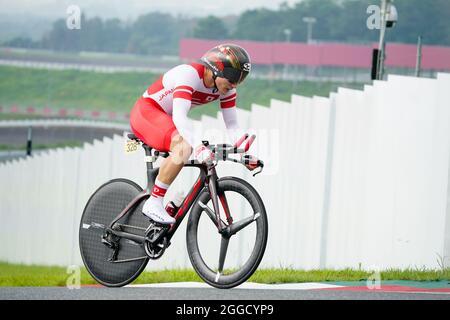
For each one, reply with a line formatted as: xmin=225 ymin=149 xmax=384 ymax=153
xmin=4 ymin=0 xmax=450 ymax=54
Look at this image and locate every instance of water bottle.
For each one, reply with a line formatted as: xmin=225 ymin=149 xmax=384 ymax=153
xmin=165 ymin=191 xmax=185 ymax=217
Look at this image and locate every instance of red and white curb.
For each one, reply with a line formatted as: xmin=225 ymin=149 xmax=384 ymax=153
xmin=316 ymin=285 xmax=450 ymax=294
xmin=79 ymin=282 xmax=450 ymax=294
xmin=124 ymin=282 xmax=450 ymax=294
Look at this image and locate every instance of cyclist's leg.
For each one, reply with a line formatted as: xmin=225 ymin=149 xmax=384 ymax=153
xmin=158 ymin=134 xmax=192 ymax=185
xmin=129 ymin=97 xmax=176 ymax=152
xmin=130 ymin=97 xmax=192 ymax=184
xmin=129 ymin=98 xmax=191 ymax=223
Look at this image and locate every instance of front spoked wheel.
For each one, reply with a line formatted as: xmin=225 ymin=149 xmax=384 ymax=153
xmin=187 ymin=177 xmax=268 ymax=289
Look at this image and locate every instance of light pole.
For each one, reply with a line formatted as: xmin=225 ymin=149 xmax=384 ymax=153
xmin=376 ymin=0 xmax=397 ymax=80
xmin=284 ymin=28 xmax=291 ymax=43
xmin=283 ymin=28 xmax=292 ymax=80
xmin=415 ymin=35 xmax=422 ymax=77
xmin=302 ymin=17 xmax=316 ymax=44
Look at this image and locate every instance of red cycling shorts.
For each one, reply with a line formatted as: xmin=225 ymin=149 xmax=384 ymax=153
xmin=130 ymin=97 xmax=179 ymax=152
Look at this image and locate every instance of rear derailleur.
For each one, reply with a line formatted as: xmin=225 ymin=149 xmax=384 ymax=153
xmin=101 ymin=225 xmax=121 ymax=262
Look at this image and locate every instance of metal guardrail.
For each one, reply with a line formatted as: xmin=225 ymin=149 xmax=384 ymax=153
xmin=0 ymin=119 xmax=130 ymax=131
xmin=0 ymin=58 xmax=168 ymax=74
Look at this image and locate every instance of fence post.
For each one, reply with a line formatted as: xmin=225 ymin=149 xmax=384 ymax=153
xmin=26 ymin=126 xmax=33 ymax=156
xmin=415 ymin=35 xmax=422 ymax=77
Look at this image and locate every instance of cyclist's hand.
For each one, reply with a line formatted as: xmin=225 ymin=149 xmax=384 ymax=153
xmin=242 ymin=154 xmax=260 ymax=171
xmin=195 ymin=145 xmax=215 ymax=164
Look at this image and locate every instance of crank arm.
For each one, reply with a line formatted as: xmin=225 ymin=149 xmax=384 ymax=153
xmin=146 ymin=227 xmax=169 ymax=245
xmin=107 ymin=228 xmax=146 ymax=245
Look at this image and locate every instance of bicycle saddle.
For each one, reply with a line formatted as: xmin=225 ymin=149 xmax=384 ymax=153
xmin=127 ymin=133 xmax=169 ymax=158
xmin=127 ymin=133 xmax=142 ymax=143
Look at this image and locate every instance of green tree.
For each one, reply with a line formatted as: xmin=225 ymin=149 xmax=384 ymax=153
xmin=387 ymin=0 xmax=450 ymax=45
xmin=35 ymin=0 xmax=450 ymax=54
xmin=102 ymin=18 xmax=130 ymax=53
xmin=3 ymin=37 xmax=39 ymax=49
xmin=42 ymin=17 xmax=82 ymax=52
xmin=232 ymin=9 xmax=284 ymax=41
xmin=128 ymin=12 xmax=179 ymax=55
xmin=81 ymin=17 xmax=103 ymax=51
xmin=193 ymin=16 xmax=229 ymax=39
xmin=336 ymin=0 xmax=377 ymax=43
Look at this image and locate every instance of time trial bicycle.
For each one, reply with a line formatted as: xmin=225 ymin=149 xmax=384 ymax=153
xmin=79 ymin=133 xmax=268 ymax=289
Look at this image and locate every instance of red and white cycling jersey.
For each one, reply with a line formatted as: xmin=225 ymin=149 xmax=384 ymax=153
xmin=140 ymin=62 xmax=240 ymax=147
xmin=142 ymin=62 xmax=237 ymax=114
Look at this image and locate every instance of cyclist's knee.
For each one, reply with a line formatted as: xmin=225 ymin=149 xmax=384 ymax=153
xmin=171 ymin=135 xmax=192 ymax=162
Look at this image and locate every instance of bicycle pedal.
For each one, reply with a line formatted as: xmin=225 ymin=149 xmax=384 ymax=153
xmin=145 ymin=219 xmax=169 ymax=229
xmin=153 ymin=222 xmax=170 ymax=229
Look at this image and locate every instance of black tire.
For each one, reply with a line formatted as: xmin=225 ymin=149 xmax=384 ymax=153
xmin=79 ymin=178 xmax=149 ymax=287
xmin=186 ymin=177 xmax=268 ymax=289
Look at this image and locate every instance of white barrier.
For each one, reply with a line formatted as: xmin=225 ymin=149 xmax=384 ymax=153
xmin=1 ymin=73 xmax=450 ymax=271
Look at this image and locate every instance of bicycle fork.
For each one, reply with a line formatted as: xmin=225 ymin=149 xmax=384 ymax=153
xmin=202 ymin=166 xmax=260 ymax=279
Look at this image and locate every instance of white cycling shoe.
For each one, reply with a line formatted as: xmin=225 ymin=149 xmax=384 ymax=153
xmin=142 ymin=199 xmax=176 ymax=225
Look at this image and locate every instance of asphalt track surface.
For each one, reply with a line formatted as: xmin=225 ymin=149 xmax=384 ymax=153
xmin=1 ymin=284 xmax=450 ymax=300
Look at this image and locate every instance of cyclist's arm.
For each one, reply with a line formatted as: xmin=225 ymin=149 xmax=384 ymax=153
xmin=170 ymin=66 xmax=202 ymax=149
xmin=221 ymin=107 xmax=243 ymax=144
xmin=172 ymin=97 xmax=195 ymax=148
xmin=220 ymin=89 xmax=244 ymax=144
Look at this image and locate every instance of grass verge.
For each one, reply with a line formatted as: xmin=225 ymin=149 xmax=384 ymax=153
xmin=1 ymin=262 xmax=449 ymax=287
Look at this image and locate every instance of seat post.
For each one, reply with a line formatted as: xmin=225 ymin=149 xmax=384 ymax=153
xmin=142 ymin=145 xmax=153 ymax=170
xmin=142 ymin=145 xmax=159 ymax=189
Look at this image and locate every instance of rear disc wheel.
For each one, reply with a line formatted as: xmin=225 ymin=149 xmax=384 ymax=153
xmin=79 ymin=179 xmax=149 ymax=287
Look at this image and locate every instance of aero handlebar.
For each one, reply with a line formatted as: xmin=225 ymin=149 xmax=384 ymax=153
xmin=133 ymin=133 xmax=264 ymax=176
xmin=233 ymin=133 xmax=249 ymax=148
xmin=244 ymin=135 xmax=256 ymax=152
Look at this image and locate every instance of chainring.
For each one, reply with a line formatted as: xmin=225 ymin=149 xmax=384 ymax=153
xmin=144 ymin=225 xmax=168 ymax=259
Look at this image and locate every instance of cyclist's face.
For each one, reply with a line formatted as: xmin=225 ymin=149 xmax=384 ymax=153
xmin=216 ymin=77 xmax=237 ymax=95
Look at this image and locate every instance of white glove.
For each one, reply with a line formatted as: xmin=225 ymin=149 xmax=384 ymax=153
xmin=195 ymin=145 xmax=215 ymax=164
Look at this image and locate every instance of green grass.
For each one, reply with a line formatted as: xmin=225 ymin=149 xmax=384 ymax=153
xmin=0 ymin=65 xmax=364 ymax=120
xmin=1 ymin=262 xmax=448 ymax=287
xmin=0 ymin=113 xmax=50 ymax=120
xmin=0 ymin=66 xmax=152 ymax=112
xmin=0 ymin=263 xmax=96 ymax=287
xmin=249 ymin=268 xmax=450 ymax=283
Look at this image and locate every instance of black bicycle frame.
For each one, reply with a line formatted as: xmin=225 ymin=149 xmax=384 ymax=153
xmin=106 ymin=144 xmax=224 ymax=246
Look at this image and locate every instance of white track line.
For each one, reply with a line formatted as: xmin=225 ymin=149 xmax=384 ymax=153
xmin=126 ymin=282 xmax=344 ymax=290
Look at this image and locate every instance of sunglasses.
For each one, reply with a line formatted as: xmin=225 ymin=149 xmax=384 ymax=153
xmin=222 ymin=67 xmax=249 ymax=85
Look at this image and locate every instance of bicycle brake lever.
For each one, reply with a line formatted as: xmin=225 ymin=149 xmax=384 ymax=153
xmin=252 ymin=166 xmax=263 ymax=177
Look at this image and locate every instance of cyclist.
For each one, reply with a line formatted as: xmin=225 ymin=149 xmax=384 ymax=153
xmin=130 ymin=43 xmax=258 ymax=225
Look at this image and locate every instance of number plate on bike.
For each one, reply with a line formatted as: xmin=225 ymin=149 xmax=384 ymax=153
xmin=124 ymin=140 xmax=139 ymax=154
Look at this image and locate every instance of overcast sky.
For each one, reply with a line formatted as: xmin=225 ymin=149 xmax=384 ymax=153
xmin=0 ymin=0 xmax=301 ymax=19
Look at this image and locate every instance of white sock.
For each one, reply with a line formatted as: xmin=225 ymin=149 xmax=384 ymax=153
xmin=148 ymin=178 xmax=171 ymax=206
